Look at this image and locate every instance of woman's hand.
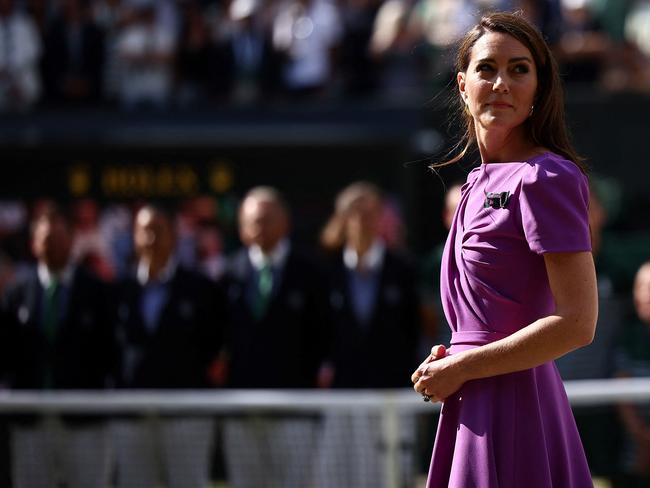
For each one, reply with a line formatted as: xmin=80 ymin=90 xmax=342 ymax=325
xmin=413 ymin=353 xmax=466 ymax=403
xmin=411 ymin=344 xmax=455 ymax=403
xmin=411 ymin=344 xmax=447 ymax=384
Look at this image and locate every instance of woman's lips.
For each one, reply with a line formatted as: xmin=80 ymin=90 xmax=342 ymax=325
xmin=488 ymin=102 xmax=513 ymax=109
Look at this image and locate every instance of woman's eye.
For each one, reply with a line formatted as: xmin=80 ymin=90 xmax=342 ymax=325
xmin=513 ymin=64 xmax=530 ymax=74
xmin=476 ymin=63 xmax=493 ymax=72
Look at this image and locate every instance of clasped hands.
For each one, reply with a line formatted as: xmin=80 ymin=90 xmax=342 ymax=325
xmin=411 ymin=344 xmax=464 ymax=403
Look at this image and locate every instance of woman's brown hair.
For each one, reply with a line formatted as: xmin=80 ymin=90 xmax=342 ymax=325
xmin=436 ymin=11 xmax=586 ymax=172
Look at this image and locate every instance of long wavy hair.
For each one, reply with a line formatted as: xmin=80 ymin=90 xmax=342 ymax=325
xmin=435 ymin=11 xmax=586 ymax=172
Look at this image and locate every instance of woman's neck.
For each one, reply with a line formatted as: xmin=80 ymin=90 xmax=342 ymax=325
xmin=476 ymin=125 xmax=539 ymax=163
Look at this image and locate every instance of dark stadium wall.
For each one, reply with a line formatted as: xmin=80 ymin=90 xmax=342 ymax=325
xmin=0 ymin=97 xmax=648 ymax=255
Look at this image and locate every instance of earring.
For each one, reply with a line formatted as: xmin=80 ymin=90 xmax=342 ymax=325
xmin=529 ymin=105 xmax=534 ymax=116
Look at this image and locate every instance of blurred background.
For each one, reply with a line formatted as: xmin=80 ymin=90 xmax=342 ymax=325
xmin=0 ymin=0 xmax=649 ymax=265
xmin=0 ymin=0 xmax=650 ymax=487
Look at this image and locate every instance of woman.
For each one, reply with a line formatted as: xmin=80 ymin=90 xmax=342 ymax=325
xmin=412 ymin=12 xmax=598 ymax=488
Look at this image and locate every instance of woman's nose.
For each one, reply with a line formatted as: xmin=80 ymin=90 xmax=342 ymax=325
xmin=493 ymin=73 xmax=510 ymax=93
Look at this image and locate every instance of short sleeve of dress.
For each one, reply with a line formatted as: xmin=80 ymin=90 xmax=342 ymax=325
xmin=519 ymin=156 xmax=591 ymax=254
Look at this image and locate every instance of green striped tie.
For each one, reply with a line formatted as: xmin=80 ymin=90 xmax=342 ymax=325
xmin=253 ymin=262 xmax=273 ymax=319
xmin=43 ymin=279 xmax=60 ymax=343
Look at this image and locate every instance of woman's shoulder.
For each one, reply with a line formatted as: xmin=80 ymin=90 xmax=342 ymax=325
xmin=517 ymin=152 xmax=591 ymax=253
xmin=522 ymin=151 xmax=586 ymax=187
xmin=463 ymin=165 xmax=483 ymax=186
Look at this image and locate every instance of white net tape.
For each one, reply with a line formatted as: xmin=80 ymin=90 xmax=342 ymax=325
xmin=0 ymin=378 xmax=647 ymax=488
xmin=0 ymin=377 xmax=649 ymax=414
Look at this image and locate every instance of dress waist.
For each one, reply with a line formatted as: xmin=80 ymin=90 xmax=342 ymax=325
xmin=449 ymin=330 xmax=510 ymax=353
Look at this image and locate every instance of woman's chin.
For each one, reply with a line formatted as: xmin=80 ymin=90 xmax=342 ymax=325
xmin=478 ymin=114 xmax=525 ymax=131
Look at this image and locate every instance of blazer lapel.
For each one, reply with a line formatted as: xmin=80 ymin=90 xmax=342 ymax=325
xmin=25 ymin=270 xmax=42 ymax=328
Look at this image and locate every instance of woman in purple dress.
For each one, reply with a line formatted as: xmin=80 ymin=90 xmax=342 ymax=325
xmin=411 ymin=12 xmax=598 ymax=488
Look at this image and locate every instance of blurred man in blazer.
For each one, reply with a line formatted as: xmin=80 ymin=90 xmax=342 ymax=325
xmin=112 ymin=204 xmax=227 ymax=488
xmin=220 ymin=186 xmax=329 ymax=488
xmin=1 ymin=202 xmax=114 ymax=488
xmin=316 ymin=181 xmax=420 ymax=488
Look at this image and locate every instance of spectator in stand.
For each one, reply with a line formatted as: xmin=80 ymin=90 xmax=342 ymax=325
xmin=111 ymin=203 xmax=227 ymax=488
xmin=0 ymin=202 xmax=115 ymax=488
xmin=213 ymin=0 xmax=282 ymax=105
xmin=517 ymin=0 xmax=564 ymax=45
xmin=615 ymin=261 xmax=650 ymax=487
xmin=409 ymin=0 xmax=476 ymax=87
xmin=315 ymin=181 xmax=420 ymax=488
xmin=272 ymin=0 xmax=342 ymax=99
xmin=337 ymin=0 xmax=380 ymax=98
xmin=24 ymin=0 xmax=51 ymax=35
xmin=592 ymin=0 xmax=650 ymax=92
xmin=41 ymin=0 xmax=105 ymax=106
xmin=175 ymin=0 xmax=214 ymax=107
xmin=92 ymin=0 xmax=127 ymax=104
xmin=114 ymin=0 xmax=177 ymax=110
xmin=369 ymin=0 xmax=425 ymax=103
xmin=0 ymin=0 xmax=42 ymax=111
xmin=220 ymin=186 xmax=329 ymax=488
xmin=553 ymin=0 xmax=611 ymax=86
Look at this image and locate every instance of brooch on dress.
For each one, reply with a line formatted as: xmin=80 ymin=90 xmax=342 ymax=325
xmin=484 ymin=191 xmax=511 ymax=209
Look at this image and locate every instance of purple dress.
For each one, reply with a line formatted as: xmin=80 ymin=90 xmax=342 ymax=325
xmin=427 ymin=152 xmax=593 ymax=487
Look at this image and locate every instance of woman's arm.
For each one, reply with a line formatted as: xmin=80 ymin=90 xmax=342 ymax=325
xmin=414 ymin=251 xmax=598 ymax=402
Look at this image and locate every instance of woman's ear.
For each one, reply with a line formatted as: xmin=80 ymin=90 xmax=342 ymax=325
xmin=457 ymin=72 xmax=467 ymax=104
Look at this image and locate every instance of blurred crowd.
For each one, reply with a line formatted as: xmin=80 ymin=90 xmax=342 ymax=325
xmin=0 ymin=0 xmax=649 ymax=112
xmin=0 ymin=185 xmax=427 ymax=488
xmin=0 ymin=175 xmax=650 ymax=486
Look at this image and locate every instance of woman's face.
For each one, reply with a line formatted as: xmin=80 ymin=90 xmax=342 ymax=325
xmin=458 ymin=31 xmax=538 ymax=134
